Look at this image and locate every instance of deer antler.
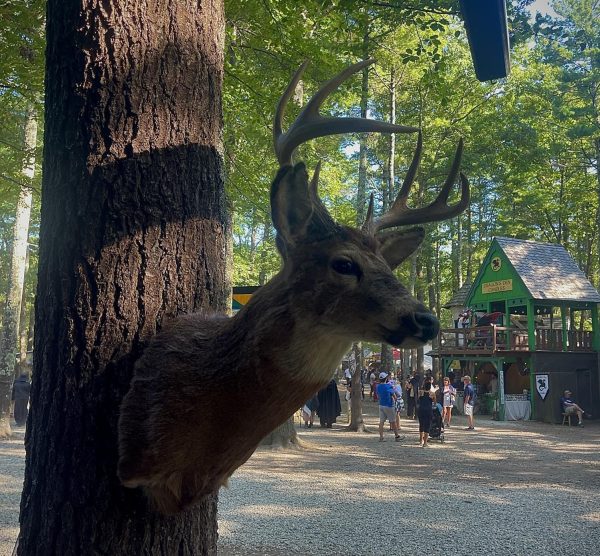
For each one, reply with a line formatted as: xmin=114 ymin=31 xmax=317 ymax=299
xmin=274 ymin=59 xmax=418 ymax=166
xmin=362 ymin=132 xmax=470 ymax=234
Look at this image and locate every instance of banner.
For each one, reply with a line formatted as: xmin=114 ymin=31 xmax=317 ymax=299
xmin=535 ymin=374 xmax=549 ymax=400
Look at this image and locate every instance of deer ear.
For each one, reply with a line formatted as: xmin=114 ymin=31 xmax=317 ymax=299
xmin=377 ymin=227 xmax=425 ymax=269
xmin=270 ymin=163 xmax=314 ymax=251
xmin=270 ymin=162 xmax=337 ymax=255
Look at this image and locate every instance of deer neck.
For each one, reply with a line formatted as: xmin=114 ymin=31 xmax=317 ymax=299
xmin=231 ymin=274 xmax=351 ymax=386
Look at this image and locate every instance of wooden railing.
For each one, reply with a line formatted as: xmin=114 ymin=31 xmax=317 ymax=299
xmin=438 ymin=325 xmax=594 ymax=354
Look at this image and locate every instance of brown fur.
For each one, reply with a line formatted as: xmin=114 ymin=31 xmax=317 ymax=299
xmin=118 ymin=163 xmax=442 ymax=515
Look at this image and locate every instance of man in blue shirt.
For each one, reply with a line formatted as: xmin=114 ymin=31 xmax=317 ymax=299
xmin=377 ymin=372 xmax=403 ymax=442
xmin=560 ymin=390 xmax=587 ymax=427
xmin=462 ymin=375 xmax=475 ymax=430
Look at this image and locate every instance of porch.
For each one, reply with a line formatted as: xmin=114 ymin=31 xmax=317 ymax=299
xmin=436 ymin=324 xmax=595 ymax=355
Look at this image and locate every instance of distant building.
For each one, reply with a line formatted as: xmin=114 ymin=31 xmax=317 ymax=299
xmin=432 ymin=237 xmax=600 ymax=423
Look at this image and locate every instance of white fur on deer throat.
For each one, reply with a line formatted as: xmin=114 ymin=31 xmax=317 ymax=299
xmin=284 ymin=322 xmax=352 ymax=384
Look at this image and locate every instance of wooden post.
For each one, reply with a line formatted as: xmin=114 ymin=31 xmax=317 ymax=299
xmin=561 ymin=304 xmax=568 ymax=352
xmin=527 ymin=300 xmax=536 ymax=351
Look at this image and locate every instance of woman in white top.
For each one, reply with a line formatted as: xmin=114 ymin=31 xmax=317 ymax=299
xmin=441 ymin=377 xmax=456 ymax=428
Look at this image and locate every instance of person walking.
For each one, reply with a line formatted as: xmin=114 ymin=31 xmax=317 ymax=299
xmin=417 ymin=381 xmax=434 ymax=447
xmin=405 ymin=374 xmax=416 ymax=419
xmin=462 ymin=375 xmax=475 ymax=430
xmin=441 ymin=376 xmax=456 ymax=428
xmin=377 ymin=372 xmax=403 ymax=442
xmin=388 ymin=378 xmax=405 ymax=433
xmin=369 ymin=369 xmax=377 ymax=401
xmin=301 ymin=394 xmax=319 ymax=428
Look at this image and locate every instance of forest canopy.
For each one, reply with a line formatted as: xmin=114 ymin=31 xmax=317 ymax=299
xmin=1 ymin=0 xmax=599 ymax=330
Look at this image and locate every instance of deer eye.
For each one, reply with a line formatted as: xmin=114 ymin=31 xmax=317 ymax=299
xmin=331 ymin=258 xmax=360 ymax=276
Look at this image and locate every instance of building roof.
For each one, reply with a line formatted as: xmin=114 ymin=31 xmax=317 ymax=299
xmin=495 ymin=237 xmax=600 ymax=303
xmin=442 ymin=281 xmax=472 ymax=309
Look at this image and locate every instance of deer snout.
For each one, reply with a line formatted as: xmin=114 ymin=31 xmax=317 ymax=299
xmin=412 ymin=311 xmax=439 ymax=340
xmin=396 ymin=311 xmax=439 ymax=347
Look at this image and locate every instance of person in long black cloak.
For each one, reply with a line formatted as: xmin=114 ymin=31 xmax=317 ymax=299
xmin=316 ymin=378 xmax=341 ymax=428
xmin=12 ymin=372 xmax=31 ymax=426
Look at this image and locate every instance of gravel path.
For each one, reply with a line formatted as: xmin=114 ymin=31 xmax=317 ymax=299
xmin=2 ymin=407 xmax=599 ymax=555
xmin=217 ymin=403 xmax=600 ymax=556
xmin=0 ymin=426 xmax=24 ymax=556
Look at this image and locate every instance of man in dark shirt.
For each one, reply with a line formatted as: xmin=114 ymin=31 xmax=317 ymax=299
xmin=462 ymin=375 xmax=475 ymax=430
xmin=559 ymin=390 xmax=587 ymax=427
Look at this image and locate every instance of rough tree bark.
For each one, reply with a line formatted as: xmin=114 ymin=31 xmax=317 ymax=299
xmin=260 ymin=418 xmax=299 ymax=448
xmin=0 ymin=105 xmax=37 ymax=438
xmin=349 ymin=342 xmax=367 ymax=432
xmin=17 ymin=1 xmax=228 ymax=554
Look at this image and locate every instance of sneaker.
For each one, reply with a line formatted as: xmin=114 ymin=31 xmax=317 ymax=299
xmin=395 ymin=435 xmax=405 ymax=442
xmin=379 ymin=437 xmax=386 ymax=442
xmin=465 ymin=426 xmax=475 ymax=430
xmin=578 ymin=422 xmax=584 ymax=427
xmin=446 ymin=423 xmax=450 ymax=428
xmin=419 ymin=441 xmax=424 ymax=447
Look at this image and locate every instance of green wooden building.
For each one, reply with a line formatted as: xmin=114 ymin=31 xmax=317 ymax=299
xmin=434 ymin=237 xmax=600 ymax=423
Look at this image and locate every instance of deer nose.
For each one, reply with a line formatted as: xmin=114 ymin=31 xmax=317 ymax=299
xmin=413 ymin=312 xmax=439 ymax=341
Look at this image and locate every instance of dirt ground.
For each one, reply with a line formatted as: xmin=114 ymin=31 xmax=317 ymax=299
xmin=217 ymin=396 xmax=600 ymax=555
xmin=2 ymin=397 xmax=600 ymax=555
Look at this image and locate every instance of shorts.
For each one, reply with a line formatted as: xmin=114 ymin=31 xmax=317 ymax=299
xmin=379 ymin=405 xmax=396 ymax=424
xmin=464 ymin=403 xmax=473 ymax=417
xmin=564 ymin=405 xmax=578 ymax=415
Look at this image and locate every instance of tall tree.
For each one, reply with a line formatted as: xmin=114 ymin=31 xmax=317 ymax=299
xmin=0 ymin=105 xmax=37 ymax=438
xmin=18 ymin=0 xmax=228 ymax=553
xmin=0 ymin=0 xmax=44 ymax=437
xmin=534 ymin=0 xmax=600 ymax=285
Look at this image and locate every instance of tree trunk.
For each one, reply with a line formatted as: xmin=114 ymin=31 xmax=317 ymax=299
xmin=17 ymin=248 xmax=31 ymax=375
xmin=18 ymin=1 xmax=227 ymax=554
xmin=356 ymin=24 xmax=370 ymax=224
xmin=425 ymin=240 xmax=438 ymax=375
xmin=260 ymin=417 xmax=299 ymax=448
xmin=466 ymin=204 xmax=473 ymax=284
xmin=383 ymin=68 xmax=397 ymax=212
xmin=0 ymin=105 xmax=37 ymax=438
xmin=380 ymin=343 xmax=393 ymax=372
xmin=595 ymin=137 xmax=600 ymax=286
xmin=349 ymin=342 xmax=367 ymax=432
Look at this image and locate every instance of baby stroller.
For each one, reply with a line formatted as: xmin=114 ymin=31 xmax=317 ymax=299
xmin=429 ymin=405 xmax=445 ymax=443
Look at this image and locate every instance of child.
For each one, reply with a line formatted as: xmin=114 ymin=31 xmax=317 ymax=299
xmin=417 ymin=382 xmax=434 ymax=447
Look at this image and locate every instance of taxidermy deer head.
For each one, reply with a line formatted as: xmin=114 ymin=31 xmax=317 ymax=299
xmin=117 ymin=59 xmax=469 ymax=514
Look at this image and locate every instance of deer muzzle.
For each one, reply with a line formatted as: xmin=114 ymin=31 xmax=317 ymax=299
xmin=384 ymin=311 xmax=439 ymax=348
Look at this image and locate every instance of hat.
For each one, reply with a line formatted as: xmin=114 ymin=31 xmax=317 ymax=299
xmin=462 ymin=375 xmax=471 ymax=381
xmin=379 ymin=372 xmax=388 ymax=380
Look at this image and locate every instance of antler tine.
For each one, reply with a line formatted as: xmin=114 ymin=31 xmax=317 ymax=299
xmin=362 ymin=193 xmax=375 ymax=234
xmin=273 ymin=60 xmax=310 ymax=160
xmin=274 ymin=59 xmax=419 ymax=166
xmin=371 ymin=138 xmax=470 ymax=232
xmin=309 ymin=160 xmax=322 ymax=200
